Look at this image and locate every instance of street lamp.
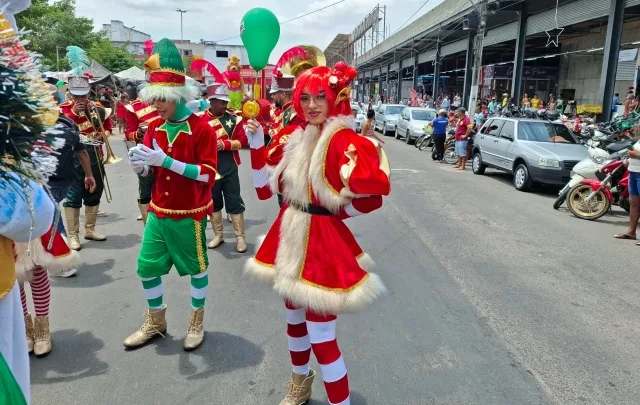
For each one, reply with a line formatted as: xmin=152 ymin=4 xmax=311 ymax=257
xmin=176 ymin=9 xmax=188 ymax=43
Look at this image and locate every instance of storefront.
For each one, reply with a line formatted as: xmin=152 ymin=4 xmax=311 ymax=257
xmin=481 ymin=65 xmax=559 ymax=103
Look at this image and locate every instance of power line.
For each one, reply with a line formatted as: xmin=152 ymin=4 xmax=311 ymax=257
xmin=212 ymin=0 xmax=347 ymax=43
xmin=392 ymin=0 xmax=435 ymax=35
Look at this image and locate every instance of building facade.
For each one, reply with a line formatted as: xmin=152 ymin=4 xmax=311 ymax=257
xmin=102 ymin=20 xmax=151 ymax=59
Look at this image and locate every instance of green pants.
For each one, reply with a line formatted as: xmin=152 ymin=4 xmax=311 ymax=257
xmin=63 ymin=154 xmax=104 ymax=208
xmin=137 ymin=172 xmax=154 ymax=205
xmin=212 ymin=166 xmax=245 ymax=214
xmin=137 ymin=212 xmax=209 ymax=278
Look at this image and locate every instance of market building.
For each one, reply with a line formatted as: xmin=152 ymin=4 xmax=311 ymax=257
xmin=336 ymin=0 xmax=640 ymax=119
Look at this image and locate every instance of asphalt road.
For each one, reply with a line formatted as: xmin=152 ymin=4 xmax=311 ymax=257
xmin=28 ymin=131 xmax=640 ymax=405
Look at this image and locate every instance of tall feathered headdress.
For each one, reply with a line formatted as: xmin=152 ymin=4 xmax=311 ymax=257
xmin=190 ymin=59 xmax=225 ymax=84
xmin=273 ymin=45 xmax=326 ymax=78
xmin=143 ymin=40 xmax=155 ymax=57
xmin=65 ymin=45 xmax=89 ymax=76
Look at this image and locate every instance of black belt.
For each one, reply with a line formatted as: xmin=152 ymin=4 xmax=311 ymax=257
xmin=290 ymin=202 xmax=332 ymax=216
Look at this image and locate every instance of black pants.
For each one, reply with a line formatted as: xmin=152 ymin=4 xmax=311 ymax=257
xmin=63 ymin=160 xmax=104 ymax=208
xmin=137 ymin=171 xmax=154 ymax=204
xmin=433 ymin=135 xmax=446 ymax=161
xmin=211 ymin=166 xmax=245 ymax=214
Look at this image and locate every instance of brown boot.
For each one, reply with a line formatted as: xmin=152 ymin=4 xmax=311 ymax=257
xmin=33 ymin=316 xmax=52 ymax=357
xmin=84 ymin=205 xmax=107 ymax=241
xmin=64 ymin=207 xmax=81 ymax=250
xmin=183 ymin=307 xmax=205 ymax=351
xmin=230 ymin=214 xmax=247 ymax=253
xmin=207 ymin=211 xmax=224 ymax=249
xmin=138 ymin=203 xmax=149 ymax=225
xmin=24 ymin=313 xmax=34 ymax=353
xmin=123 ymin=306 xmax=167 ymax=349
xmin=280 ymin=369 xmax=316 ymax=405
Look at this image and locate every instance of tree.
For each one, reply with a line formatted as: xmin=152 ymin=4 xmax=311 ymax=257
xmin=16 ymin=0 xmax=137 ymax=73
xmin=88 ymin=38 xmax=137 ymax=73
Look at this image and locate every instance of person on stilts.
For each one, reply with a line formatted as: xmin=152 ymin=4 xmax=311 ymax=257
xmin=244 ymin=61 xmax=391 ymax=405
xmin=123 ymin=39 xmax=218 ymax=351
xmin=198 ymin=80 xmax=249 ymax=252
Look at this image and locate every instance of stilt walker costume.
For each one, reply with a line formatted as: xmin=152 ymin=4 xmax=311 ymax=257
xmin=60 ymin=46 xmax=113 ymax=250
xmin=0 ymin=3 xmax=62 ymax=402
xmin=123 ymin=85 xmax=161 ymax=225
xmin=197 ymin=75 xmax=249 ymax=252
xmin=124 ymin=39 xmax=218 ymax=351
xmin=244 ymin=62 xmax=391 ymax=405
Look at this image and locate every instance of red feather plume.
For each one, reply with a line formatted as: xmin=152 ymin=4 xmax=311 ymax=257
xmin=190 ymin=59 xmax=225 ymax=84
xmin=143 ymin=40 xmax=155 ymax=57
xmin=273 ymin=46 xmax=308 ymax=75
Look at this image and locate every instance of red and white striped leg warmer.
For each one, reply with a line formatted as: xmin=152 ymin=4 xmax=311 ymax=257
xmin=285 ymin=300 xmax=311 ymax=375
xmin=307 ymin=311 xmax=350 ymax=405
xmin=19 ymin=284 xmax=29 ymax=317
xmin=30 ymin=266 xmax=51 ymax=317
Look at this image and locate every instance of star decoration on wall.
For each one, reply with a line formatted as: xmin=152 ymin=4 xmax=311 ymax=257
xmin=545 ymin=27 xmax=564 ymax=47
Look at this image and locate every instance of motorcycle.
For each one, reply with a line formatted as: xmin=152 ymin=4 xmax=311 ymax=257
xmin=552 ymin=139 xmax=633 ymax=209
xmin=566 ymin=158 xmax=630 ymax=221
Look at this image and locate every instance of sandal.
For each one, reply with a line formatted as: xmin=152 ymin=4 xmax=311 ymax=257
xmin=614 ymin=233 xmax=636 ymax=240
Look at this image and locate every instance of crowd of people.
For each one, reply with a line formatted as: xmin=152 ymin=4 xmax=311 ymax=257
xmin=0 ymin=2 xmax=392 ymax=404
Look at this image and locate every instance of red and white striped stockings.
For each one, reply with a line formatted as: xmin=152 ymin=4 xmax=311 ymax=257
xmin=285 ymin=300 xmax=350 ymax=405
xmin=19 ymin=266 xmax=50 ymax=317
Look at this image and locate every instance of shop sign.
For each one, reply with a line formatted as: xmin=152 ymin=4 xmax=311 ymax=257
xmin=484 ymin=65 xmax=557 ymax=79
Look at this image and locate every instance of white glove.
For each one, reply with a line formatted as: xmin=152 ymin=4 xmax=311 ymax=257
xmin=130 ymin=139 xmax=167 ymax=167
xmin=245 ymin=122 xmax=265 ymax=149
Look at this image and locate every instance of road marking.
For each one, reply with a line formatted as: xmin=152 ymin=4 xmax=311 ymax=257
xmin=392 ymin=168 xmax=423 ymax=174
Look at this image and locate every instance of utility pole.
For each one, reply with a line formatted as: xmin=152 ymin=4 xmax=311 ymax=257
xmin=467 ymin=0 xmax=487 ymax=112
xmin=176 ymin=9 xmax=188 ymax=43
xmin=56 ymin=46 xmax=60 ymax=72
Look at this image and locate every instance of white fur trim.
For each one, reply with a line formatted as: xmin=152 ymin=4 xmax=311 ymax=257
xmin=243 ymin=234 xmax=275 ymax=283
xmin=273 ymin=207 xmax=386 ymax=315
xmin=140 ymin=84 xmax=200 ymax=103
xmin=357 ymin=253 xmax=375 ymax=272
xmin=13 ymin=240 xmax=54 ymax=282
xmin=46 ymin=250 xmax=81 ymax=274
xmin=270 ymin=126 xmax=314 ymax=201
xmin=309 ymin=115 xmax=356 ymax=213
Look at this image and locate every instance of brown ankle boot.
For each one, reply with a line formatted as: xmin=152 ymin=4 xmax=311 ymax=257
xmin=183 ymin=307 xmax=205 ymax=351
xmin=230 ymin=214 xmax=247 ymax=253
xmin=123 ymin=306 xmax=167 ymax=349
xmin=84 ymin=205 xmax=107 ymax=241
xmin=24 ymin=313 xmax=34 ymax=353
xmin=207 ymin=212 xmax=224 ymax=249
xmin=33 ymin=316 xmax=52 ymax=357
xmin=279 ymin=369 xmax=315 ymax=405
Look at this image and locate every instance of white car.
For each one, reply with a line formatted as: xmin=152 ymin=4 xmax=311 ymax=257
xmin=395 ymin=107 xmax=438 ymax=144
xmin=374 ymin=104 xmax=404 ymax=135
xmin=351 ymin=104 xmax=365 ymax=133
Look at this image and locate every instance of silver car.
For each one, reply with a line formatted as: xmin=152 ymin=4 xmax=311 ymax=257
xmin=471 ymin=118 xmax=590 ymax=191
xmin=374 ymin=104 xmax=404 ymax=135
xmin=395 ymin=107 xmax=437 ymax=144
xmin=351 ymin=104 xmax=365 ymax=133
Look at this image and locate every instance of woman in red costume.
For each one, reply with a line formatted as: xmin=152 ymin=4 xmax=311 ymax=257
xmin=244 ymin=62 xmax=391 ymax=405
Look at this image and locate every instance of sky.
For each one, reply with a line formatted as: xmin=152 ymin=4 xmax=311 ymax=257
xmin=76 ymin=0 xmax=446 ymax=64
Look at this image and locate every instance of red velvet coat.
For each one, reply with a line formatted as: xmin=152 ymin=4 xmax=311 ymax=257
xmin=14 ymin=224 xmax=80 ymax=278
xmin=246 ymin=115 xmax=391 ymax=315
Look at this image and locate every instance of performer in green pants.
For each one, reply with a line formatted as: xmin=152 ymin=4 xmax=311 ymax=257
xmin=123 ymin=39 xmax=218 ymax=351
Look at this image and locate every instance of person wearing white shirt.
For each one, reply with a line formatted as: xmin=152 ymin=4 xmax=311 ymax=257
xmin=614 ymin=141 xmax=640 ymax=243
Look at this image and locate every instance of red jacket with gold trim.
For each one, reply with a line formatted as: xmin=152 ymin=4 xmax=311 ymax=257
xmin=143 ymin=114 xmax=218 ymax=221
xmin=60 ymin=100 xmax=114 ymax=160
xmin=198 ymin=109 xmax=248 ymax=169
xmin=124 ymin=99 xmax=161 ymax=144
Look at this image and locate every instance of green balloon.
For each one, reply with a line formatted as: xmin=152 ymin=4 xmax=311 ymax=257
xmin=240 ymin=8 xmax=280 ymax=71
xmin=56 ymin=80 xmax=65 ymax=87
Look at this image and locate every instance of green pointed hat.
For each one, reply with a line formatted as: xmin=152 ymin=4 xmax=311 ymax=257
xmin=140 ymin=38 xmax=198 ymax=103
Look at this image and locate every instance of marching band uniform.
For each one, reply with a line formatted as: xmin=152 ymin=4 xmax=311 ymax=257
xmin=244 ymin=62 xmax=391 ymax=405
xmin=124 ymin=98 xmax=161 ymax=224
xmin=198 ymin=83 xmax=249 ymax=252
xmin=124 ymin=39 xmax=218 ymax=351
xmin=60 ymin=74 xmax=113 ymax=250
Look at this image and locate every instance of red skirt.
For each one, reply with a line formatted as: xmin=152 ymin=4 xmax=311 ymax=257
xmin=245 ymin=205 xmax=385 ymax=315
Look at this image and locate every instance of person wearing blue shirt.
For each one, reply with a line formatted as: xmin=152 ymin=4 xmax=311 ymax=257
xmin=430 ymin=110 xmax=449 ymax=162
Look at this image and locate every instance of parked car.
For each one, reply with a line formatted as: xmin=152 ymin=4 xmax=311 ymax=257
xmin=351 ymin=104 xmax=365 ymax=133
xmin=395 ymin=107 xmax=438 ymax=144
xmin=471 ymin=118 xmax=590 ymax=191
xmin=374 ymin=104 xmax=404 ymax=135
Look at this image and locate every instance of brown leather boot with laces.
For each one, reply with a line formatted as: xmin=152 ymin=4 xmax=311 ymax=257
xmin=33 ymin=316 xmax=52 ymax=357
xmin=123 ymin=306 xmax=167 ymax=349
xmin=183 ymin=307 xmax=205 ymax=351
xmin=24 ymin=313 xmax=34 ymax=353
xmin=279 ymin=369 xmax=315 ymax=405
